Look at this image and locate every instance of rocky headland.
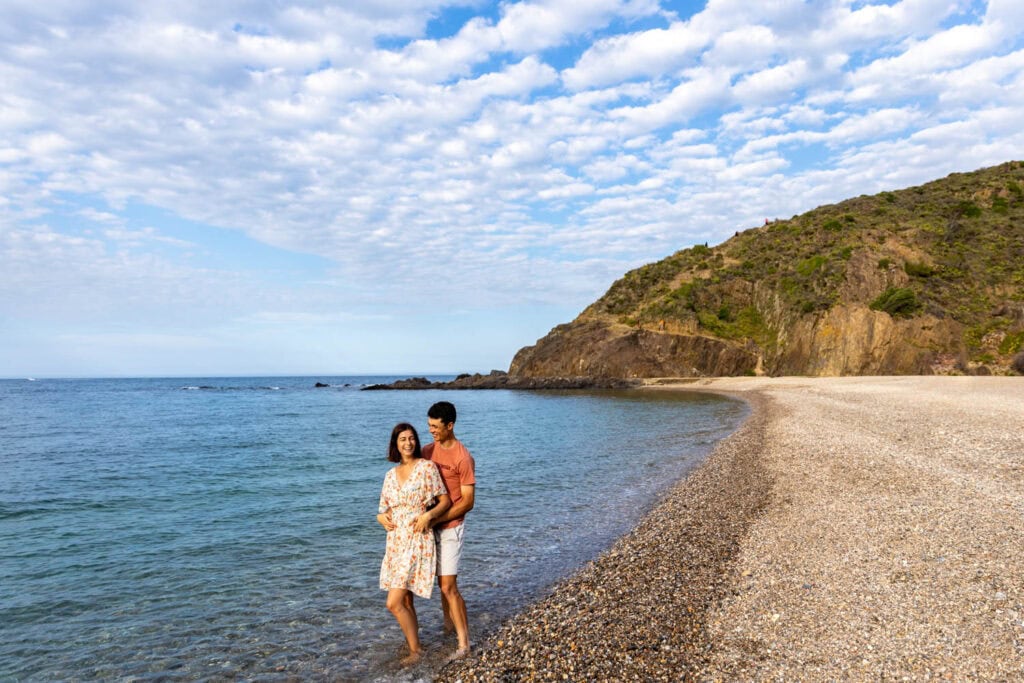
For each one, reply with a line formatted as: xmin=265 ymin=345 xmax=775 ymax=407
xmin=511 ymin=162 xmax=1024 ymax=380
xmin=367 ymin=164 xmax=1024 ymax=390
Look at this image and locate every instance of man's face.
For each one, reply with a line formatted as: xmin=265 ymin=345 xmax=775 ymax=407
xmin=427 ymin=417 xmax=454 ymax=442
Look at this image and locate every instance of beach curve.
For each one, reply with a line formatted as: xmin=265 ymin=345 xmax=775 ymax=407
xmin=437 ymin=376 xmax=1024 ymax=681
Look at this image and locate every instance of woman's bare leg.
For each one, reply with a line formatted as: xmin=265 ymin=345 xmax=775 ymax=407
xmin=386 ymin=589 xmax=421 ymax=662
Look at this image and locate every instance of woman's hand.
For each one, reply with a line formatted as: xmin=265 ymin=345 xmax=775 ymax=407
xmin=412 ymin=493 xmax=452 ymax=533
xmin=377 ymin=511 xmax=396 ymax=532
xmin=412 ymin=512 xmax=433 ymax=533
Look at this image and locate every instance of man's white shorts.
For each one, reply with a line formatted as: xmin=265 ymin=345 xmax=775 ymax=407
xmin=435 ymin=523 xmax=465 ymax=577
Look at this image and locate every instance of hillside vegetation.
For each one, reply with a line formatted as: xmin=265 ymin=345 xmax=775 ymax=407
xmin=513 ymin=161 xmax=1024 ymax=377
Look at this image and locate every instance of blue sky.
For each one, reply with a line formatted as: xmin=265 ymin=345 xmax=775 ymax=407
xmin=2 ymin=0 xmax=1023 ymax=377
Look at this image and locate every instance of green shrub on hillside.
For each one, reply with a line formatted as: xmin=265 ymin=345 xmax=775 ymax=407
xmin=641 ymin=281 xmax=699 ymax=321
xmin=870 ymin=287 xmax=921 ymax=317
xmin=999 ymin=331 xmax=1024 ymax=355
xmin=904 ymin=261 xmax=935 ymax=277
xmin=696 ymin=305 xmax=773 ymax=347
xmin=956 ymin=201 xmax=982 ymax=218
xmin=796 ymin=255 xmax=826 ymax=276
xmin=697 ymin=310 xmax=721 ymax=333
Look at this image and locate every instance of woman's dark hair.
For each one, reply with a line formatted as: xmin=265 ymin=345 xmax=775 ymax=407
xmin=387 ymin=422 xmax=422 ymax=462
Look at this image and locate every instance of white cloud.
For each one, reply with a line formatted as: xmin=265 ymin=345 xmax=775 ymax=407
xmin=733 ymin=59 xmax=811 ymax=104
xmin=496 ymin=0 xmax=652 ymax=52
xmin=563 ymin=21 xmax=709 ymax=90
xmin=818 ymin=0 xmax=958 ymax=46
xmin=827 ymin=107 xmax=923 ymax=145
xmin=78 ymin=207 xmax=124 ymax=226
xmin=703 ymin=24 xmax=777 ymax=69
xmin=938 ymin=46 xmax=1024 ymax=106
xmin=855 ymin=23 xmax=997 ymax=84
xmin=611 ymin=67 xmax=731 ymax=131
xmin=985 ymin=0 xmax=1024 ymax=28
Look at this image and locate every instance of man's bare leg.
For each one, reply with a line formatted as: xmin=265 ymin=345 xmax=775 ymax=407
xmin=439 ymin=574 xmax=470 ymax=655
xmin=441 ymin=589 xmax=455 ymax=634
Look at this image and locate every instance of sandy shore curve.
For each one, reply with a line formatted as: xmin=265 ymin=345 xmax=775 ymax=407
xmin=437 ymin=376 xmax=1024 ymax=682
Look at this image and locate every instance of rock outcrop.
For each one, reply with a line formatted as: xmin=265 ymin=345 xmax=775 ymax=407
xmin=362 ymin=370 xmax=639 ymax=390
xmin=509 ymin=321 xmax=758 ymax=378
xmin=771 ymin=304 xmax=964 ymax=375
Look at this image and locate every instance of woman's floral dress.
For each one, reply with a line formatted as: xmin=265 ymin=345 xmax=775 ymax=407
xmin=379 ymin=458 xmax=447 ymax=598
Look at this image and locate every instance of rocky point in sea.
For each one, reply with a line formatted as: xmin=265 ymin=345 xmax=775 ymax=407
xmin=361 ymin=370 xmax=640 ymax=391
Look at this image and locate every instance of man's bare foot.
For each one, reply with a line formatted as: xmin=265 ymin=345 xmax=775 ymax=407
xmin=448 ymin=644 xmax=470 ymax=662
xmin=400 ymin=650 xmax=423 ymax=666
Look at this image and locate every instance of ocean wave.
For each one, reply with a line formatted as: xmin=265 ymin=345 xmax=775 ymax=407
xmin=179 ymin=385 xmax=284 ymax=392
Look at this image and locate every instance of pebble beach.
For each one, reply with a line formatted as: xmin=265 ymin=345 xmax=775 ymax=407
xmin=437 ymin=376 xmax=1024 ymax=682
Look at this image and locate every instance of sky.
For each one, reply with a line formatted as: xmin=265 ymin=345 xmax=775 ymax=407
xmin=2 ymin=0 xmax=1023 ymax=378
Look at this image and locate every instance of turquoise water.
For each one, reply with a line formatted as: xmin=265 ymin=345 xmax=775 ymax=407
xmin=0 ymin=377 xmax=747 ymax=681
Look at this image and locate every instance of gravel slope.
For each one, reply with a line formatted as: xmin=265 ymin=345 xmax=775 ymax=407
xmin=697 ymin=376 xmax=1024 ymax=682
xmin=436 ymin=377 xmax=1024 ymax=682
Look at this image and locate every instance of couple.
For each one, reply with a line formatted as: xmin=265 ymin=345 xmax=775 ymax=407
xmin=376 ymin=401 xmax=476 ymax=664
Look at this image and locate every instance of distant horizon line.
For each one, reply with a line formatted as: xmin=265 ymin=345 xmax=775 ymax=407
xmin=1 ymin=372 xmax=473 ymax=381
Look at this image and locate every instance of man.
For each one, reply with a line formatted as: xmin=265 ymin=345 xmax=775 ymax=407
xmin=422 ymin=400 xmax=475 ymax=656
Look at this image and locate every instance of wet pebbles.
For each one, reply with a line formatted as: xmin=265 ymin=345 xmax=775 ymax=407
xmin=437 ymin=391 xmax=773 ymax=681
xmin=438 ymin=377 xmax=1024 ymax=682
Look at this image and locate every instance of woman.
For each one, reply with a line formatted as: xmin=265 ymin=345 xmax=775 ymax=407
xmin=376 ymin=422 xmax=451 ymax=663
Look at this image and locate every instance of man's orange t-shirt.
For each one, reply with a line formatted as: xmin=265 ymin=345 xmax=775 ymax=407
xmin=423 ymin=439 xmax=476 ymax=530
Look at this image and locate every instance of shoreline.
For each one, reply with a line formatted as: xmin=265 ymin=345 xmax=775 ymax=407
xmin=437 ymin=380 xmax=773 ymax=681
xmin=438 ymin=376 xmax=1024 ymax=681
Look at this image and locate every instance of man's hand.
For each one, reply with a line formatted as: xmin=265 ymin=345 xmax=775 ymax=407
xmin=436 ymin=485 xmax=475 ymax=524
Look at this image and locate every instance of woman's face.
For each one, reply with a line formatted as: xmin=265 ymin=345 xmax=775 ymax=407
xmin=396 ymin=429 xmax=417 ymax=460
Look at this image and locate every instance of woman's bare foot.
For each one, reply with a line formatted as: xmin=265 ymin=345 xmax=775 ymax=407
xmin=400 ymin=650 xmax=423 ymax=666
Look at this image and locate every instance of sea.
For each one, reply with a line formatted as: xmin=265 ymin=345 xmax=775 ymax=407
xmin=0 ymin=376 xmax=748 ymax=682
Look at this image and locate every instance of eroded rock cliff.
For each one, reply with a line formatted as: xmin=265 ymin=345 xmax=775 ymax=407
xmin=510 ymin=321 xmax=758 ymax=378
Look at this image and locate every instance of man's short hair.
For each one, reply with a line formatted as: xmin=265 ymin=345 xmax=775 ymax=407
xmin=428 ymin=401 xmax=457 ymax=425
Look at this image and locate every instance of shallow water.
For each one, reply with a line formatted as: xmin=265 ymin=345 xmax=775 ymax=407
xmin=0 ymin=376 xmax=746 ymax=681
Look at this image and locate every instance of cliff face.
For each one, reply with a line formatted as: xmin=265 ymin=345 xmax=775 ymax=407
xmin=511 ymin=298 xmax=965 ymax=378
xmin=509 ymin=162 xmax=1024 ymax=378
xmin=509 ymin=321 xmax=759 ymax=378
xmin=771 ymin=305 xmax=964 ymax=375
